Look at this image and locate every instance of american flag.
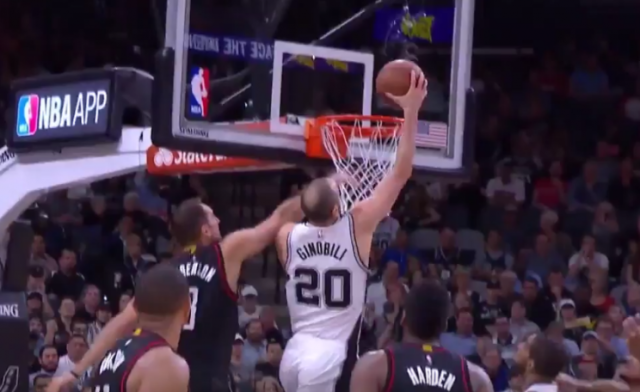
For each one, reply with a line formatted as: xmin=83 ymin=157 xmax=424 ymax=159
xmin=415 ymin=121 xmax=448 ymax=149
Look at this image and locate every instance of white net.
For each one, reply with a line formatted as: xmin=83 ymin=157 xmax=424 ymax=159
xmin=321 ymin=118 xmax=402 ymax=213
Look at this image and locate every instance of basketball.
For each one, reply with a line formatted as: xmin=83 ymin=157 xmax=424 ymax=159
xmin=375 ymin=59 xmax=421 ymax=97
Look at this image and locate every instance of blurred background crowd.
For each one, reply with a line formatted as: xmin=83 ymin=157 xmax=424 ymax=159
xmin=4 ymin=0 xmax=640 ymax=392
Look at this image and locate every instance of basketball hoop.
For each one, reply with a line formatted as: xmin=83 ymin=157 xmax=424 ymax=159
xmin=305 ymin=115 xmax=403 ymax=212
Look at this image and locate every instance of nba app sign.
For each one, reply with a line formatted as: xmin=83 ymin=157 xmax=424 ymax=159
xmin=188 ymin=66 xmax=210 ymax=118
xmin=16 ymin=89 xmax=108 ymax=137
xmin=9 ymin=77 xmax=118 ymax=151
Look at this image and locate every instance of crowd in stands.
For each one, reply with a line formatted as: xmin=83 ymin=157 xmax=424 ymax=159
xmin=4 ymin=0 xmax=640 ymax=392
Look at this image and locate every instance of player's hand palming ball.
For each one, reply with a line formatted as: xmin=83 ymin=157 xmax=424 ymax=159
xmin=376 ymin=59 xmax=427 ymax=111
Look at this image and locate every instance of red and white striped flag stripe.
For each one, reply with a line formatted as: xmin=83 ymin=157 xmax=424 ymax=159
xmin=415 ymin=121 xmax=448 ymax=149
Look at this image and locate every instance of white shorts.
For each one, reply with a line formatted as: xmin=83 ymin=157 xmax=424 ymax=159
xmin=279 ymin=334 xmax=347 ymax=392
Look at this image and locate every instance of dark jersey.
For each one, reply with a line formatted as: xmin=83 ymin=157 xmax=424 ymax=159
xmin=174 ymin=243 xmax=238 ymax=391
xmin=383 ymin=343 xmax=472 ymax=392
xmin=91 ymin=330 xmax=169 ymax=392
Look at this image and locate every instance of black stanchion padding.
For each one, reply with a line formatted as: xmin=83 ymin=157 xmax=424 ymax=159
xmin=0 ymin=292 xmax=29 ymax=392
xmin=3 ymin=222 xmax=33 ymax=293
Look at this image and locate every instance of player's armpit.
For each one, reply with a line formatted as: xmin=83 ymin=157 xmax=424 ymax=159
xmin=468 ymin=362 xmax=494 ymax=392
xmin=221 ymin=196 xmax=302 ymax=265
xmin=72 ymin=301 xmax=138 ymax=375
xmin=134 ymin=349 xmax=190 ymax=392
xmin=350 ymin=350 xmax=388 ymax=392
xmin=275 ymin=223 xmax=295 ymax=269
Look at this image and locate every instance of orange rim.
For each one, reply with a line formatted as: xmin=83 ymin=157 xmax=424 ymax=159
xmin=305 ymin=115 xmax=403 ymax=159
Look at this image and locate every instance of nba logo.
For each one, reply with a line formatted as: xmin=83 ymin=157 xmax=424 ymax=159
xmin=188 ymin=67 xmax=210 ymax=118
xmin=16 ymin=94 xmax=39 ymax=137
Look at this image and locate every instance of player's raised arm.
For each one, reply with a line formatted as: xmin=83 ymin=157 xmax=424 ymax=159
xmin=220 ymin=195 xmax=303 ymax=266
xmin=351 ymin=70 xmax=427 ymax=229
xmin=47 ymin=302 xmax=138 ymax=392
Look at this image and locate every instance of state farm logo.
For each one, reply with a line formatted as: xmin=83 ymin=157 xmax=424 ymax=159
xmin=154 ymin=148 xmax=174 ymax=166
xmin=153 ymin=148 xmax=226 ymax=167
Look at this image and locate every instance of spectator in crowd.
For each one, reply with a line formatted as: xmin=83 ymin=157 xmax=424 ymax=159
xmin=118 ymin=291 xmax=133 ymax=314
xmin=533 ymin=160 xmax=567 ymax=211
xmin=482 ymin=343 xmax=510 ymax=392
xmin=542 ymin=266 xmax=572 ymax=308
xmin=239 ymin=285 xmax=262 ymax=328
xmin=568 ymin=235 xmax=610 ymax=283
xmin=367 ymin=261 xmax=407 ymax=317
xmin=75 ymin=284 xmax=101 ymax=322
xmin=487 ymin=162 xmax=526 ymax=208
xmin=54 ymin=335 xmax=88 ymax=378
xmin=521 ymin=276 xmax=555 ymax=329
xmin=255 ymin=339 xmax=284 ymax=380
xmin=29 ymin=345 xmax=59 ymax=387
xmin=509 ymin=299 xmax=540 ymax=341
xmin=570 ymin=331 xmax=617 ymax=379
xmin=241 ymin=319 xmax=267 ymax=377
xmin=594 ymin=316 xmax=628 ymax=359
xmin=558 ymin=299 xmax=590 ymax=344
xmin=30 ymin=233 xmax=58 ymax=276
xmin=33 ymin=374 xmax=52 ymax=392
xmin=538 ymin=211 xmax=573 ymax=260
xmin=527 ymin=234 xmax=565 ymax=281
xmin=46 ymin=248 xmax=85 ymax=301
xmin=568 ymin=161 xmax=607 ymax=212
xmin=441 ymin=307 xmax=477 ymax=356
xmin=380 ymin=229 xmax=419 ymax=275
xmin=493 ymin=314 xmax=517 ymax=365
xmin=230 ymin=334 xmax=251 ymax=389
xmin=476 ymin=230 xmax=513 ymax=278
xmin=545 ymin=321 xmax=580 ymax=356
xmin=259 ymin=306 xmax=284 ymax=344
xmin=86 ymin=302 xmax=112 ymax=347
xmin=45 ymin=297 xmax=76 ymax=353
xmin=428 ymin=228 xmax=464 ymax=278
xmin=478 ymin=280 xmax=503 ymax=332
xmin=608 ymin=158 xmax=640 ymax=213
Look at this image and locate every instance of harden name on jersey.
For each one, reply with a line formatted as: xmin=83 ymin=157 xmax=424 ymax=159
xmin=406 ymin=365 xmax=457 ymax=390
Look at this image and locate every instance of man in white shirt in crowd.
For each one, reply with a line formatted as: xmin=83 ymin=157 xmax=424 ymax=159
xmin=54 ymin=335 xmax=89 ymax=388
xmin=568 ymin=234 xmax=609 ymax=279
xmin=487 ymin=162 xmax=525 ymax=208
xmin=238 ymin=285 xmax=262 ymax=328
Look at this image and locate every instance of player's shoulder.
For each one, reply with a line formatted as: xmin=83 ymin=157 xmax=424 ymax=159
xmin=133 ymin=346 xmax=187 ymax=374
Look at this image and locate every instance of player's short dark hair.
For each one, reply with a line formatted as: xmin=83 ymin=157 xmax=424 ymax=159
xmin=301 ymin=178 xmax=339 ymax=223
xmin=404 ymin=281 xmax=450 ymax=341
xmin=529 ymin=335 xmax=568 ymax=379
xmin=134 ymin=264 xmax=189 ymax=316
xmin=172 ymin=199 xmax=207 ymax=246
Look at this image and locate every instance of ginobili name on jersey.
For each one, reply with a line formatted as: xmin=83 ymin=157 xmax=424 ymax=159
xmin=296 ymin=241 xmax=347 ymax=261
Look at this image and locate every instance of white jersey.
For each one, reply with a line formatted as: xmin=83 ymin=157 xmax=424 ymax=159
xmin=285 ymin=214 xmax=368 ymax=342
